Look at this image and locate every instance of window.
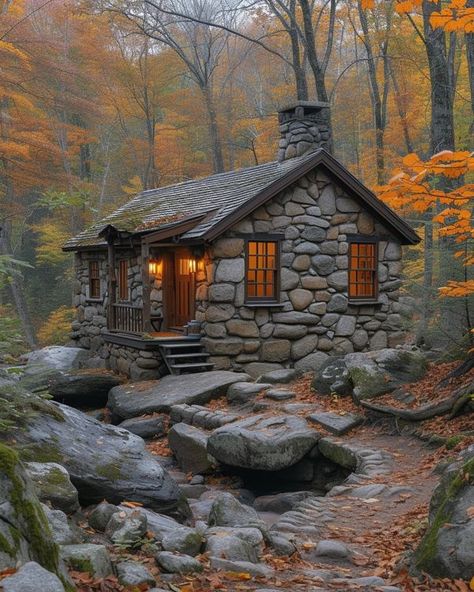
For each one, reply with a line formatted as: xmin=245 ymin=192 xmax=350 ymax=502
xmin=348 ymin=240 xmax=378 ymax=300
xmin=118 ymin=259 xmax=129 ymax=301
xmin=245 ymin=240 xmax=279 ymax=302
xmin=88 ymin=260 xmax=101 ymax=299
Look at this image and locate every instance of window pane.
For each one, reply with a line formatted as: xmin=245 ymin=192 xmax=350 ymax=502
xmin=348 ymin=242 xmax=377 ymax=299
xmin=246 ymin=240 xmax=278 ymax=301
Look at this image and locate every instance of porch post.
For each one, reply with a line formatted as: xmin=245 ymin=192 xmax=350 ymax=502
xmin=106 ymin=233 xmax=116 ymax=330
xmin=141 ymin=239 xmax=152 ymax=333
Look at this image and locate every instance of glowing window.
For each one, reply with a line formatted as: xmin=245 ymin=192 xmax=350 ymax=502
xmin=348 ymin=241 xmax=378 ymax=300
xmin=245 ymin=240 xmax=279 ymax=302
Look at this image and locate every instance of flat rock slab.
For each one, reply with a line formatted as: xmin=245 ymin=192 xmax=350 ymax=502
xmin=207 ymin=414 xmax=320 ymax=471
xmin=308 ymin=411 xmax=363 ymax=436
xmin=264 ymin=389 xmax=296 ymax=401
xmin=108 ymin=371 xmax=249 ymax=420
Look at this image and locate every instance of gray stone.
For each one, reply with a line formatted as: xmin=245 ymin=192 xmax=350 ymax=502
xmin=162 ymin=527 xmax=203 ymax=556
xmin=212 ymin=238 xmax=244 ymax=258
xmin=265 ymin=388 xmax=295 ymax=401
xmin=88 ymin=502 xmax=119 ymax=532
xmin=301 ymin=226 xmax=326 ymax=242
xmin=116 ymin=561 xmax=155 ymax=587
xmin=26 ymin=346 xmax=89 ymax=371
xmin=155 ymin=551 xmax=203 ymax=574
xmin=258 ymin=368 xmax=299 ymax=384
xmin=118 ymin=416 xmax=165 ymax=439
xmin=266 ymin=532 xmax=296 ymax=556
xmin=227 ymin=382 xmax=271 ymax=404
xmin=319 ymin=185 xmax=336 ymax=215
xmin=108 ymin=371 xmax=248 ymax=418
xmin=291 ymin=335 xmax=318 ymax=360
xmin=208 ymin=283 xmax=235 ymax=302
xmin=294 ymin=351 xmax=329 ymax=372
xmin=208 ymin=415 xmax=319 ymax=471
xmin=209 ymin=557 xmax=273 ymax=577
xmin=313 ymin=539 xmax=351 ymax=559
xmin=292 ymin=254 xmax=311 ymax=271
xmin=25 ymin=462 xmax=79 ymax=514
xmin=327 ymin=294 xmax=348 ymax=313
xmin=272 ymin=312 xmax=319 ymax=325
xmin=42 ymin=505 xmax=79 ymax=545
xmin=254 ymin=491 xmax=314 ymax=514
xmin=61 ymin=544 xmax=113 ymax=577
xmin=215 ymin=259 xmax=245 ymax=283
xmin=208 ymin=493 xmax=264 ymax=530
xmin=243 ymin=362 xmax=283 ymax=379
xmin=204 ymin=338 xmax=243 ymax=356
xmin=105 ymin=510 xmax=147 ymax=547
xmin=308 ymin=411 xmax=363 ymax=436
xmin=261 ymin=340 xmax=291 ymax=362
xmin=326 ymin=271 xmax=347 ymax=290
xmin=0 ymin=562 xmax=65 ymax=592
xmin=337 ymin=197 xmax=360 ymax=213
xmin=301 ymin=276 xmax=327 ymax=289
xmin=205 ymin=534 xmax=258 ymax=562
xmin=312 ymin=255 xmax=335 ymax=276
xmin=280 ymin=268 xmax=300 ymax=290
xmin=335 ymin=315 xmax=356 ymax=336
xmin=294 ymin=242 xmax=319 ymax=255
xmin=205 ymin=304 xmax=235 ymax=322
xmin=168 ymin=423 xmax=214 ymax=474
xmin=312 ymin=357 xmax=352 ymax=396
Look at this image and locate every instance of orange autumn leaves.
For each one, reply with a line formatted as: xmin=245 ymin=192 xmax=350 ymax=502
xmin=377 ymin=150 xmax=474 ymax=298
xmin=360 ymin=0 xmax=474 ymax=32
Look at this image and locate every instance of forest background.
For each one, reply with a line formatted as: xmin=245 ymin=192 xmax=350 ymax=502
xmin=0 ymin=0 xmax=472 ymax=359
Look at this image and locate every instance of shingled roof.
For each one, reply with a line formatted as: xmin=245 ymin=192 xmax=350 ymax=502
xmin=63 ymin=149 xmax=419 ymax=251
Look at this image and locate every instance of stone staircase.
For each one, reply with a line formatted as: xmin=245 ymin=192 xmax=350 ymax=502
xmin=158 ymin=340 xmax=214 ymax=375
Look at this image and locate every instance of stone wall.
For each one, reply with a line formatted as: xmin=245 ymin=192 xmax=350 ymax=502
xmin=107 ymin=343 xmax=164 ymax=381
xmin=202 ymin=169 xmax=405 ymax=375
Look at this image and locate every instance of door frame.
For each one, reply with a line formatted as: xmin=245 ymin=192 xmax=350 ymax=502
xmin=162 ymin=247 xmax=196 ymax=330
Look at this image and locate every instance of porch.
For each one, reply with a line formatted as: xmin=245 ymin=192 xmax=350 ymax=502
xmin=103 ymin=328 xmax=213 ymax=375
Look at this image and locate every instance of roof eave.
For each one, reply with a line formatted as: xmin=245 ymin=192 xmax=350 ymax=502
xmin=203 ymin=149 xmax=420 ymax=245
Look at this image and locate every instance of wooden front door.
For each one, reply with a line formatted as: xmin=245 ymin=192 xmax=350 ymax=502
xmin=163 ymin=248 xmax=196 ymax=330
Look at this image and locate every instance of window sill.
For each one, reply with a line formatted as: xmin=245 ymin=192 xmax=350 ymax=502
xmin=348 ymin=299 xmax=382 ymax=306
xmin=243 ymin=302 xmax=285 ymax=308
xmin=85 ymin=298 xmax=103 ymax=304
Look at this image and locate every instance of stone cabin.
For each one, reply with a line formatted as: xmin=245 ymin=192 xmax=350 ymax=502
xmin=64 ymin=102 xmax=420 ymax=380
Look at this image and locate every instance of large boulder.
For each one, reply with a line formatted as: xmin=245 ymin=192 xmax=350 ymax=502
xmin=207 ymin=415 xmax=320 ymax=471
xmin=48 ymin=371 xmax=124 ymax=407
xmin=312 ymin=357 xmax=352 ymax=396
xmin=108 ymin=371 xmax=249 ymax=420
xmin=0 ymin=562 xmax=66 ymax=592
xmin=413 ymin=446 xmax=474 ymax=579
xmin=2 ymin=388 xmax=187 ymax=519
xmin=208 ymin=493 xmax=265 ymax=531
xmin=25 ymin=346 xmax=90 ymax=371
xmin=168 ymin=423 xmax=215 ymax=474
xmin=0 ymin=444 xmax=70 ymax=588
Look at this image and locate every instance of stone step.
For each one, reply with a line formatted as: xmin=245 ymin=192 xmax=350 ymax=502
xmin=170 ymin=404 xmax=240 ymax=430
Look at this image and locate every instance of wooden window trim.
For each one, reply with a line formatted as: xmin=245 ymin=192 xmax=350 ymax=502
xmin=88 ymin=260 xmax=101 ymax=300
xmin=118 ymin=259 xmax=129 ymax=302
xmin=244 ymin=236 xmax=281 ymax=304
xmin=348 ymin=237 xmax=378 ymax=302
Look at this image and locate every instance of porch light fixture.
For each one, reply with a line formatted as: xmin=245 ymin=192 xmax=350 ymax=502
xmin=149 ymin=259 xmax=162 ymax=275
xmin=179 ymin=258 xmax=197 ymax=275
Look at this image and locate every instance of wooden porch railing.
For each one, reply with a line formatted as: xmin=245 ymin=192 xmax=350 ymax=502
xmin=110 ymin=303 xmax=144 ymax=334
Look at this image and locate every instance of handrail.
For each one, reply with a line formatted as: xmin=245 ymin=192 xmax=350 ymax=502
xmin=110 ymin=303 xmax=143 ymax=334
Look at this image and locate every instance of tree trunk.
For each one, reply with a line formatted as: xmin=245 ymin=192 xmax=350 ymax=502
xmin=288 ymin=0 xmax=308 ymax=100
xmin=389 ymin=60 xmax=414 ymax=152
xmin=466 ymin=0 xmax=474 ymax=134
xmin=202 ymin=83 xmax=224 ymax=173
xmin=422 ymin=0 xmax=456 ymax=153
xmin=416 ymin=219 xmax=434 ymax=347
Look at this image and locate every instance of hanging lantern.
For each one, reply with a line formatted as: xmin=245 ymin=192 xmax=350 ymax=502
xmin=149 ymin=259 xmax=162 ymax=275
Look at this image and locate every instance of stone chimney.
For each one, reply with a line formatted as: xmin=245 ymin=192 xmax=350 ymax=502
xmin=277 ymin=101 xmax=331 ymax=161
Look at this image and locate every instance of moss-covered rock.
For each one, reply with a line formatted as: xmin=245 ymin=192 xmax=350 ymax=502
xmin=25 ymin=462 xmax=79 ymax=514
xmin=0 ymin=443 xmax=74 ymax=591
xmin=413 ymin=446 xmax=474 ymax=579
xmin=2 ymin=388 xmax=188 ymax=520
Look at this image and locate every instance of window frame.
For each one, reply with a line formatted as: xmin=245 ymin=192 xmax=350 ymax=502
xmin=244 ymin=235 xmax=282 ymax=305
xmin=347 ymin=235 xmax=379 ymax=303
xmin=88 ymin=260 xmax=101 ymax=300
xmin=117 ymin=259 xmax=130 ymax=302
